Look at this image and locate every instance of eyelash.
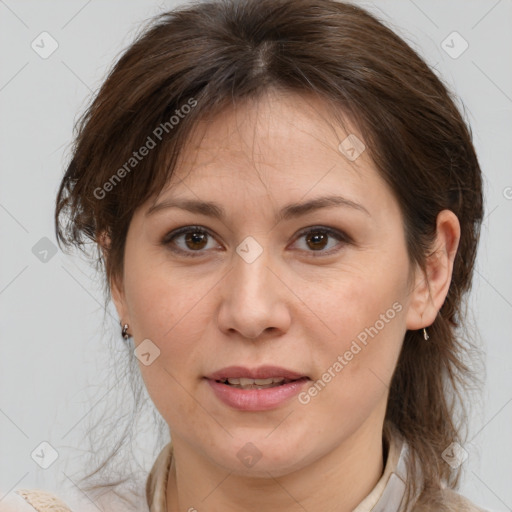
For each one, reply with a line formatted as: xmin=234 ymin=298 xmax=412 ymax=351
xmin=161 ymin=225 xmax=352 ymax=258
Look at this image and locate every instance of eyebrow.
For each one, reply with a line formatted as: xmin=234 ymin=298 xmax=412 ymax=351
xmin=146 ymin=195 xmax=370 ymax=222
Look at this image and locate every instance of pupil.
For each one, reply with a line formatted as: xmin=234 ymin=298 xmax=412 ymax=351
xmin=307 ymin=231 xmax=327 ymax=250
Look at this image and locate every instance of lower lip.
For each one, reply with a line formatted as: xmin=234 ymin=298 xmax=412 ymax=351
xmin=206 ymin=378 xmax=310 ymax=411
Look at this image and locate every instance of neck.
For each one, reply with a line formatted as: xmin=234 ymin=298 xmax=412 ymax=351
xmin=165 ymin=417 xmax=387 ymax=512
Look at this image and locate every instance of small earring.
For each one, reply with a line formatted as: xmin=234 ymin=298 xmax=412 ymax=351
xmin=121 ymin=323 xmax=130 ymax=340
xmin=423 ymin=327 xmax=429 ymax=341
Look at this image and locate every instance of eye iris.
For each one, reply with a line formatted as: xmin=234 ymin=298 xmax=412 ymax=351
xmin=306 ymin=231 xmax=328 ymax=250
xmin=185 ymin=231 xmax=208 ymax=250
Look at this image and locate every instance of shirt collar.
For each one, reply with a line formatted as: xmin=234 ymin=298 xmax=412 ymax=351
xmin=354 ymin=430 xmax=409 ymax=512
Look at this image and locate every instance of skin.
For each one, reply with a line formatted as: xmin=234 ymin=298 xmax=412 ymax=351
xmin=108 ymin=89 xmax=460 ymax=512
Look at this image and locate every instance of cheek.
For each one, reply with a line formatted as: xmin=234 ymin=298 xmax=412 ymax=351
xmin=303 ymin=261 xmax=408 ymax=407
xmin=126 ymin=269 xmax=210 ymax=429
xmin=126 ymin=272 xmax=210 ymax=377
xmin=123 ymin=245 xmax=206 ymax=339
xmin=121 ymin=251 xmax=207 ymax=387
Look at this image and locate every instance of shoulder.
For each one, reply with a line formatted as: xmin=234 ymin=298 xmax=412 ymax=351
xmin=1 ymin=488 xmax=146 ymax=512
xmin=0 ymin=489 xmax=73 ymax=512
xmin=412 ymin=486 xmax=491 ymax=512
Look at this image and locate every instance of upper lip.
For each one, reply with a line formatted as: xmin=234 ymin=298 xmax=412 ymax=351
xmin=205 ymin=365 xmax=309 ymax=381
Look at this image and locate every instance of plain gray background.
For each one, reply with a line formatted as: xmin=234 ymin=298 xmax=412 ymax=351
xmin=1 ymin=1 xmax=511 ymax=511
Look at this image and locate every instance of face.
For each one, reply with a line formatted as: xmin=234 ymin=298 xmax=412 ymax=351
xmin=111 ymin=90 xmax=421 ymax=477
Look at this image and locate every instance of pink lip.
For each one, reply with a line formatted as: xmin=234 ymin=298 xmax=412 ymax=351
xmin=204 ymin=365 xmax=310 ymax=411
xmin=205 ymin=365 xmax=308 ymax=381
xmin=205 ymin=377 xmax=310 ymax=411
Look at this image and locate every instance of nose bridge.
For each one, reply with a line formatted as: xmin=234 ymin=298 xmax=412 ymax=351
xmin=217 ymin=236 xmax=290 ymax=339
xmin=231 ymin=238 xmax=275 ymax=307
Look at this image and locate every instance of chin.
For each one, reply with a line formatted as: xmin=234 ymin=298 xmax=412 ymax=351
xmin=209 ymin=434 xmax=315 ymax=478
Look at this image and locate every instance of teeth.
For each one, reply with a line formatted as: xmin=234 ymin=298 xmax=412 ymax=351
xmin=227 ymin=377 xmax=285 ymax=385
xmin=223 ymin=377 xmax=290 ymax=389
xmin=253 ymin=378 xmax=276 ymax=385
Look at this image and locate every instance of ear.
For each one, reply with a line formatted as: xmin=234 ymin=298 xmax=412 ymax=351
xmin=98 ymin=232 xmax=129 ymax=325
xmin=405 ymin=210 xmax=461 ymax=330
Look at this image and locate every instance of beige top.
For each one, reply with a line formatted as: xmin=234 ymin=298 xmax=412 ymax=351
xmin=7 ymin=431 xmax=488 ymax=512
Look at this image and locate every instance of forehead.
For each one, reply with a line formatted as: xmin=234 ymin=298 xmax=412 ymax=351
xmin=163 ymin=90 xmax=380 ymax=196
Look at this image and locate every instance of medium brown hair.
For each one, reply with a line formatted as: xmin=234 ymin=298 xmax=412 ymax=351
xmin=55 ymin=0 xmax=484 ymax=507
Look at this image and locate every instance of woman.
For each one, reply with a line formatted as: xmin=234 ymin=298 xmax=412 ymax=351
xmin=9 ymin=0 xmax=489 ymax=510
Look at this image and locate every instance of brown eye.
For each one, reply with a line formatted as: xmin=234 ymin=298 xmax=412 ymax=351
xmin=162 ymin=226 xmax=219 ymax=257
xmin=293 ymin=226 xmax=350 ymax=257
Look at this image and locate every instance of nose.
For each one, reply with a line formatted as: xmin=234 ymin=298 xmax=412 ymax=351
xmin=216 ymin=246 xmax=291 ymax=340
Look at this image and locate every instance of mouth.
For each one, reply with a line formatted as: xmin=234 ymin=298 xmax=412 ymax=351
xmin=205 ymin=365 xmax=310 ymax=386
xmin=204 ymin=369 xmax=311 ymax=411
